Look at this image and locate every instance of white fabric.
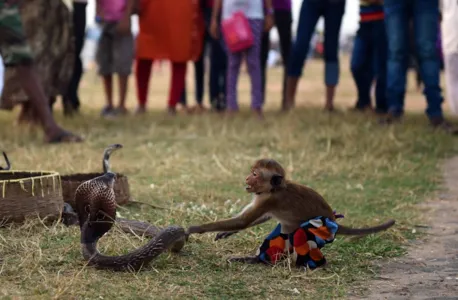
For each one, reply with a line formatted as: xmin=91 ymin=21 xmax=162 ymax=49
xmin=444 ymin=53 xmax=458 ymax=114
xmin=222 ymin=0 xmax=264 ymax=21
xmin=440 ymin=0 xmax=458 ymax=55
xmin=0 ymin=55 xmax=4 ymax=98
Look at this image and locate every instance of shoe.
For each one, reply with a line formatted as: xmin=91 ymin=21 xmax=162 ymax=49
xmin=100 ymin=106 xmax=116 ymax=118
xmin=429 ymin=117 xmax=458 ymax=135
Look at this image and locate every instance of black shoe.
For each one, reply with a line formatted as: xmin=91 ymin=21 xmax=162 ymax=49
xmin=429 ymin=117 xmax=458 ymax=135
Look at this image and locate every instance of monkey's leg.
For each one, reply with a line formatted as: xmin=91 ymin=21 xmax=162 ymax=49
xmin=215 ymin=215 xmax=272 ymax=241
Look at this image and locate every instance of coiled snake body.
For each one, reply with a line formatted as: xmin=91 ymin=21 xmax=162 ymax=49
xmin=73 ymin=144 xmax=186 ymax=271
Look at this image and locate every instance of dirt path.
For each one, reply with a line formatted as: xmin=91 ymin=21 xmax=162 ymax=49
xmin=349 ymin=157 xmax=458 ymax=300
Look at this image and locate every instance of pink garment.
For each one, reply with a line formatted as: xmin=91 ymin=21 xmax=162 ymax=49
xmin=98 ymin=0 xmax=127 ymax=21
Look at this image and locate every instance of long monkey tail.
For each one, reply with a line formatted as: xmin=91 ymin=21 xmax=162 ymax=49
xmin=102 ymin=144 xmax=123 ymax=174
xmin=1 ymin=152 xmax=11 ymax=170
xmin=336 ymin=219 xmax=395 ymax=236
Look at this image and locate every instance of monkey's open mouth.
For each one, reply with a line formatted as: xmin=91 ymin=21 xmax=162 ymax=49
xmin=245 ymin=185 xmax=252 ymax=190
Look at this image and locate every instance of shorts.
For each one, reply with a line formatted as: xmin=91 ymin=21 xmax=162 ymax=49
xmin=0 ymin=3 xmax=34 ymax=66
xmin=256 ymin=216 xmax=339 ymax=270
xmin=95 ymin=22 xmax=134 ymax=76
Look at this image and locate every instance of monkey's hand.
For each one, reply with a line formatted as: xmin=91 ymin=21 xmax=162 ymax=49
xmin=214 ymin=231 xmax=239 ymax=241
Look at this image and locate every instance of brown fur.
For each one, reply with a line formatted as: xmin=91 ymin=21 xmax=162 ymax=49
xmin=187 ymin=158 xmax=395 ymax=238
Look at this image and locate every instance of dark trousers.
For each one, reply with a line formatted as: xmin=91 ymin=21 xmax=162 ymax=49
xmin=65 ymin=1 xmax=87 ymax=111
xmin=288 ymin=0 xmax=345 ymax=86
xmin=260 ymin=9 xmax=292 ymax=106
xmin=181 ymin=8 xmax=227 ymax=110
xmin=384 ymin=0 xmax=443 ymax=119
xmin=350 ymin=20 xmax=388 ymax=113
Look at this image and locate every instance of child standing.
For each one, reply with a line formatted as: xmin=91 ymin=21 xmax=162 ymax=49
xmin=211 ymin=0 xmax=273 ymax=119
xmin=350 ymin=0 xmax=387 ymax=115
xmin=96 ymin=0 xmax=133 ymax=118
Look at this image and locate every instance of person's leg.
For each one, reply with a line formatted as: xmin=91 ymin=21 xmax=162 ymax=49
xmin=95 ymin=23 xmax=115 ymax=116
xmin=383 ymin=0 xmax=410 ymax=121
xmin=0 ymin=3 xmax=81 ymax=143
xmin=350 ymin=23 xmax=373 ymax=111
xmin=135 ymin=58 xmax=153 ymax=113
xmin=65 ymin=1 xmax=87 ymax=113
xmin=412 ymin=0 xmax=443 ymax=120
xmin=194 ymin=31 xmax=207 ymax=108
xmin=246 ymin=19 xmax=265 ymax=118
xmin=168 ymin=62 xmax=187 ymax=114
xmin=179 ymin=84 xmax=187 ymax=107
xmin=260 ymin=31 xmax=270 ymax=105
xmin=284 ymin=0 xmax=321 ymax=110
xmin=274 ymin=9 xmax=292 ymax=109
xmin=373 ymin=20 xmax=388 ymax=114
xmin=444 ymin=53 xmax=458 ymax=114
xmin=113 ymin=29 xmax=135 ymax=115
xmin=225 ymin=45 xmax=243 ymax=113
xmin=323 ymin=0 xmax=345 ymax=111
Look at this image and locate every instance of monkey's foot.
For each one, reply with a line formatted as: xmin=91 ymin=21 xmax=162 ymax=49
xmin=214 ymin=231 xmax=239 ymax=241
xmin=227 ymin=256 xmax=260 ymax=264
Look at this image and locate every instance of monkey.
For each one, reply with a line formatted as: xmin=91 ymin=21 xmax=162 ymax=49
xmin=187 ymin=158 xmax=395 ymax=267
xmin=0 ymin=152 xmax=11 ymax=170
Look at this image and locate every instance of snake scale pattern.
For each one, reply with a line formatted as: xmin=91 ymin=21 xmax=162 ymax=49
xmin=73 ymin=144 xmax=186 ymax=271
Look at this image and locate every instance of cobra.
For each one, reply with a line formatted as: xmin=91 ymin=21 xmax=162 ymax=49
xmin=73 ymin=144 xmax=186 ymax=271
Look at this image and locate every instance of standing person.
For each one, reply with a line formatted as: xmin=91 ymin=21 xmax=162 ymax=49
xmin=350 ymin=0 xmax=388 ymax=115
xmin=64 ymin=0 xmax=88 ymax=115
xmin=211 ymin=0 xmax=274 ymax=119
xmin=381 ymin=0 xmax=456 ymax=133
xmin=440 ymin=0 xmax=458 ymax=115
xmin=0 ymin=0 xmax=82 ymax=143
xmin=130 ymin=0 xmax=204 ymax=115
xmin=181 ymin=0 xmax=228 ymax=113
xmin=96 ymin=0 xmax=134 ymax=118
xmin=284 ymin=0 xmax=346 ymax=112
xmin=260 ymin=0 xmax=292 ymax=110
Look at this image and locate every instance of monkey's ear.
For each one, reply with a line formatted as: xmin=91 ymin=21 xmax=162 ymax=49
xmin=270 ymin=174 xmax=284 ymax=187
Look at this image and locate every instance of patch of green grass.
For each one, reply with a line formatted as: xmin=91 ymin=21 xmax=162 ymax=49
xmin=0 ymin=62 xmax=457 ymax=299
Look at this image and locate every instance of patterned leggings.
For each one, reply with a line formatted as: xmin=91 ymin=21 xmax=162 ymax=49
xmin=226 ymin=19 xmax=264 ymax=111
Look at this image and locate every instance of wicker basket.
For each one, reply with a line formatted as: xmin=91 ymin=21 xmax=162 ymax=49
xmin=0 ymin=170 xmax=64 ymax=225
xmin=61 ymin=173 xmax=131 ymax=209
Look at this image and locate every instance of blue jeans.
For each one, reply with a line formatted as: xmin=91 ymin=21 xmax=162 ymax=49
xmin=350 ymin=20 xmax=388 ymax=113
xmin=384 ymin=0 xmax=443 ymax=118
xmin=287 ymin=0 xmax=345 ymax=86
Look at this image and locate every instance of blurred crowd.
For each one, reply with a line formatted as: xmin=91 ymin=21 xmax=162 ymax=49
xmin=0 ymin=0 xmax=457 ymax=144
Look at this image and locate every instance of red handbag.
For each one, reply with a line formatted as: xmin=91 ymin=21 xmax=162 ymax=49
xmin=221 ymin=11 xmax=254 ymax=53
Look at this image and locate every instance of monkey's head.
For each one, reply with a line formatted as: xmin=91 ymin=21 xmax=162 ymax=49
xmin=245 ymin=159 xmax=286 ymax=194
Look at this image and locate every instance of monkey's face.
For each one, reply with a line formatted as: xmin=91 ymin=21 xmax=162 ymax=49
xmin=245 ymin=168 xmax=272 ymax=193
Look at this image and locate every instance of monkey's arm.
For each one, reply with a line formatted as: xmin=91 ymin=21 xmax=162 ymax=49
xmin=188 ymin=204 xmax=268 ymax=235
xmin=214 ymin=215 xmax=272 ymax=241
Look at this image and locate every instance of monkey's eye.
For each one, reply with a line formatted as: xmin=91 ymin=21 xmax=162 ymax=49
xmin=252 ymin=172 xmax=257 ymax=176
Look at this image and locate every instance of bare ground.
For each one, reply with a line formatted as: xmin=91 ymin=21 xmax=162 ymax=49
xmin=349 ymin=157 xmax=458 ymax=300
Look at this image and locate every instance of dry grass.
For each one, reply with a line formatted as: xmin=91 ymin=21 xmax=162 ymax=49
xmin=0 ymin=56 xmax=457 ymax=299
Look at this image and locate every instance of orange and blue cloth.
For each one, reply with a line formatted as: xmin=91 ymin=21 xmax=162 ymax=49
xmin=256 ymin=212 xmax=343 ymax=270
